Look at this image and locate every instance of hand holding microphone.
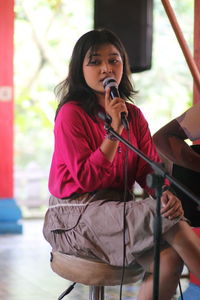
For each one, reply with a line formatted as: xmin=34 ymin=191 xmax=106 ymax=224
xmin=103 ymin=77 xmax=129 ymax=130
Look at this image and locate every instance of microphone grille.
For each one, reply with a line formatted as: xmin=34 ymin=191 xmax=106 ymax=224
xmin=103 ymin=77 xmax=118 ymax=89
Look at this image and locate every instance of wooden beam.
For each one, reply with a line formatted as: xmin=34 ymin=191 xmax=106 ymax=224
xmin=193 ymin=0 xmax=200 ymax=104
xmin=161 ymin=0 xmax=200 ymax=95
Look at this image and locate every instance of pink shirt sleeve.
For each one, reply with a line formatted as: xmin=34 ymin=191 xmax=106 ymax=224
xmin=49 ymin=103 xmax=114 ymax=197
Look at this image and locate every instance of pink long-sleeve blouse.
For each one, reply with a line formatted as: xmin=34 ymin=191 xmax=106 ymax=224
xmin=48 ymin=101 xmax=160 ymax=198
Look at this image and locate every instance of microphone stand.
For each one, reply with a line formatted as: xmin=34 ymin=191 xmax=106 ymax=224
xmin=101 ymin=115 xmax=200 ymax=300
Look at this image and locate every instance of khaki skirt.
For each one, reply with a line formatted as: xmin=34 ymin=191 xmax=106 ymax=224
xmin=43 ymin=189 xmax=182 ymax=281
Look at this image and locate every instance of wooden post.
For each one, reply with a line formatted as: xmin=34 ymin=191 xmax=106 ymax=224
xmin=0 ymin=0 xmax=22 ymax=233
xmin=193 ymin=0 xmax=200 ymax=145
xmin=193 ymin=0 xmax=200 ymax=104
xmin=161 ymin=0 xmax=200 ymax=94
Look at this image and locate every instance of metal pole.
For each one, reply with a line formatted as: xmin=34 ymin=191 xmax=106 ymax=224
xmin=89 ymin=286 xmax=104 ymax=300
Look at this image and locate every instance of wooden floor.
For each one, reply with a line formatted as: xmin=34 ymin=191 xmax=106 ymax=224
xmin=0 ymin=219 xmax=189 ymax=300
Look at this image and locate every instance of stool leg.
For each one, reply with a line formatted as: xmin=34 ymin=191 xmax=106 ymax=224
xmin=89 ymin=286 xmax=104 ymax=300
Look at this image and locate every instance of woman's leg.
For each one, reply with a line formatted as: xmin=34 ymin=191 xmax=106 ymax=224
xmin=164 ymin=221 xmax=200 ymax=280
xmin=137 ymin=247 xmax=183 ymax=300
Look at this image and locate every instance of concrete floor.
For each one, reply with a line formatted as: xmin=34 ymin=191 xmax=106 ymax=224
xmin=0 ymin=219 xmax=189 ymax=300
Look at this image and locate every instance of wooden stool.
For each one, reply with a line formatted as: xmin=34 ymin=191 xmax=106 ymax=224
xmin=50 ymin=251 xmax=143 ymax=300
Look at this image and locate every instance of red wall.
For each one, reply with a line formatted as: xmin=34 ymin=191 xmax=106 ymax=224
xmin=0 ymin=0 xmax=14 ymax=198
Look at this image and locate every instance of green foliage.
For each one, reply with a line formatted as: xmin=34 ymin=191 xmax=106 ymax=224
xmin=14 ymin=0 xmax=93 ymax=168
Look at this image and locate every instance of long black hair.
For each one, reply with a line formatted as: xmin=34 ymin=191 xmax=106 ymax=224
xmin=55 ymin=28 xmax=137 ymax=119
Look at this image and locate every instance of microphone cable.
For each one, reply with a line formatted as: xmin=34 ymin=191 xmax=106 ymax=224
xmin=178 ymin=280 xmax=184 ymax=300
xmin=119 ymin=128 xmax=130 ymax=300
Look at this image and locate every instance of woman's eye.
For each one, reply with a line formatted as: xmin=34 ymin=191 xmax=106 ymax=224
xmin=109 ymin=59 xmax=118 ymax=64
xmin=88 ymin=60 xmax=99 ymax=65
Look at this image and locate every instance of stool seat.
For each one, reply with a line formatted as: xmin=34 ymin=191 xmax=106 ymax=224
xmin=50 ymin=251 xmax=142 ymax=286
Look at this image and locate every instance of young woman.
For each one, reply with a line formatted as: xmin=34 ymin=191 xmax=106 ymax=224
xmin=43 ymin=29 xmax=200 ymax=300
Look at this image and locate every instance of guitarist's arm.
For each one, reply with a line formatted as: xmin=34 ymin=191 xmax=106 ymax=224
xmin=153 ymin=119 xmax=200 ymax=173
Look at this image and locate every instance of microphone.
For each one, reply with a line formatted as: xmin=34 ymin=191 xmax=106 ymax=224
xmin=102 ymin=77 xmax=129 ymax=130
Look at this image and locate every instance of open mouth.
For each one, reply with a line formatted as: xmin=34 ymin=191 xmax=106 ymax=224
xmin=100 ymin=77 xmax=107 ymax=82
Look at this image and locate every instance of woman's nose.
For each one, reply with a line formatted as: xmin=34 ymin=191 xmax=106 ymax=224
xmin=101 ymin=62 xmax=112 ymax=74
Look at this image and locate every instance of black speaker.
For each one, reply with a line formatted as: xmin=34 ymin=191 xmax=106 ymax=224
xmin=94 ymin=0 xmax=153 ymax=73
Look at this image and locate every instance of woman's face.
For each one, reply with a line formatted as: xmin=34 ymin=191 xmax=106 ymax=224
xmin=82 ymin=43 xmax=123 ymax=95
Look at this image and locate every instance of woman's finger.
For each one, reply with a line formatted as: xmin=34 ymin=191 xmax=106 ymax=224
xmin=161 ymin=190 xmax=184 ymax=219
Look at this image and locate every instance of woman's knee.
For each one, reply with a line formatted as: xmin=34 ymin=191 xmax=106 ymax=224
xmin=137 ymin=245 xmax=183 ymax=278
xmin=159 ymin=247 xmax=183 ymax=277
